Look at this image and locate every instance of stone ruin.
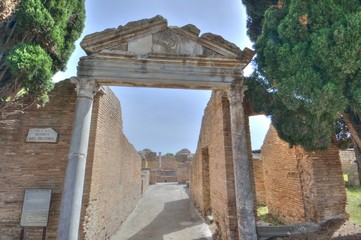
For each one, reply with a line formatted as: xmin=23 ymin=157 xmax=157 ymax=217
xmin=339 ymin=148 xmax=360 ymax=187
xmin=190 ymin=90 xmax=348 ymax=239
xmin=139 ymin=148 xmax=193 ymax=184
xmin=1 ymin=15 xmax=347 ymax=240
xmin=258 ymin=125 xmax=347 ymax=224
xmin=0 ymin=81 xmax=142 ymax=239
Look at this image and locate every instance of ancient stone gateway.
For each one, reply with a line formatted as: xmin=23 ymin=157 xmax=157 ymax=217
xmin=58 ymin=16 xmax=256 ymax=240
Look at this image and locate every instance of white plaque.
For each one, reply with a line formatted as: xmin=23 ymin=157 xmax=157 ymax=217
xmin=26 ymin=128 xmax=58 ymax=143
xmin=20 ymin=189 xmax=52 ymax=227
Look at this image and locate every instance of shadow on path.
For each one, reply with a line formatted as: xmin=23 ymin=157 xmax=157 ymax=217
xmin=128 ymin=198 xmax=211 ymax=240
xmin=111 ymin=183 xmax=212 ymax=240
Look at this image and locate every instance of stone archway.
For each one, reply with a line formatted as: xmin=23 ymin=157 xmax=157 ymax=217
xmin=57 ymin=16 xmax=256 ymax=240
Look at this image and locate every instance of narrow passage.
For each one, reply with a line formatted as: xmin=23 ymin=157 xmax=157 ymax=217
xmin=110 ymin=183 xmax=212 ymax=240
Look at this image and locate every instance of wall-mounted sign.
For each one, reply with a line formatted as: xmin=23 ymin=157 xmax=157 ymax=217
xmin=26 ymin=128 xmax=58 ymax=143
xmin=20 ymin=189 xmax=52 ymax=227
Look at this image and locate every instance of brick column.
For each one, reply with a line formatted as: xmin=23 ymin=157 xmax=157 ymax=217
xmin=58 ymin=78 xmax=98 ymax=240
xmin=227 ymin=78 xmax=257 ymax=240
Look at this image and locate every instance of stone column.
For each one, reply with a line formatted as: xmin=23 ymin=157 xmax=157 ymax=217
xmin=227 ymin=78 xmax=257 ymax=240
xmin=57 ymin=78 xmax=98 ymax=240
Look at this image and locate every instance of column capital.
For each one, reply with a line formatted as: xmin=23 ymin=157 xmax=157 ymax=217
xmin=227 ymin=78 xmax=247 ymax=105
xmin=70 ymin=77 xmax=99 ymax=99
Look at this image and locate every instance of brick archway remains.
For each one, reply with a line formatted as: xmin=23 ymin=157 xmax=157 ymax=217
xmin=57 ymin=16 xmax=257 ymax=240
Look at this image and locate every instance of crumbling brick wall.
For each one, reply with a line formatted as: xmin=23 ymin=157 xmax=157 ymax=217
xmin=0 ymin=80 xmax=141 ymax=239
xmin=140 ymin=150 xmax=158 ymax=169
xmin=190 ymin=91 xmax=252 ymax=239
xmin=261 ymin=125 xmax=347 ymax=224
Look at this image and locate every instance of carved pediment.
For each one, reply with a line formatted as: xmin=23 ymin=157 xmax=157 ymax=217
xmin=80 ymin=15 xmax=254 ymax=62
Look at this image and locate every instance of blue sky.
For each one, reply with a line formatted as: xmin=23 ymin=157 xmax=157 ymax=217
xmin=53 ymin=0 xmax=271 ymax=154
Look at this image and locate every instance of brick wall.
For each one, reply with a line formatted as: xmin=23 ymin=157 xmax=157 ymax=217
xmin=0 ymin=80 xmax=76 ymax=239
xmin=261 ymin=125 xmax=346 ymax=224
xmin=0 ymin=80 xmax=141 ymax=239
xmin=190 ymin=91 xmax=252 ymax=239
xmin=81 ymin=87 xmax=141 ymax=239
xmin=156 ymin=170 xmax=178 ymax=182
xmin=160 ymin=156 xmax=177 ymax=170
xmin=177 ymin=162 xmax=191 ymax=184
xmin=149 ymin=170 xmax=158 ymax=184
xmin=140 ymin=150 xmax=158 ymax=169
xmin=141 ymin=169 xmax=150 ymax=194
xmin=252 ymin=158 xmax=266 ymax=205
xmin=297 ymin=145 xmax=347 ymax=223
xmin=339 ymin=149 xmax=356 ymax=173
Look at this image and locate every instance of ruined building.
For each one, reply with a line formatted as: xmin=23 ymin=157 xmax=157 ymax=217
xmin=190 ymin=93 xmax=347 ymax=239
xmin=0 ymin=15 xmax=349 ymax=240
xmin=0 ymin=81 xmax=141 ymax=239
xmin=139 ymin=148 xmax=193 ymax=184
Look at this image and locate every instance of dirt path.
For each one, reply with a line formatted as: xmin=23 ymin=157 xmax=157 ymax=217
xmin=110 ymin=183 xmax=212 ymax=240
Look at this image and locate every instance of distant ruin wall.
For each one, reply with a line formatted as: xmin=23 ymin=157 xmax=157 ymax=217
xmin=339 ymin=149 xmax=356 ymax=173
xmin=141 ymin=150 xmax=192 ymax=184
xmin=141 ymin=169 xmax=150 ymax=194
xmin=177 ymin=162 xmax=191 ymax=184
xmin=149 ymin=170 xmax=158 ymax=184
xmin=0 ymin=80 xmax=141 ymax=239
xmin=190 ymin=91 xmax=253 ymax=239
xmin=160 ymin=156 xmax=177 ymax=170
xmin=261 ymin=125 xmax=347 ymax=224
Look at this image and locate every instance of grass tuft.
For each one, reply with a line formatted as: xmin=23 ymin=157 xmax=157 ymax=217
xmin=346 ymin=186 xmax=361 ymax=226
xmin=257 ymin=205 xmax=284 ymax=226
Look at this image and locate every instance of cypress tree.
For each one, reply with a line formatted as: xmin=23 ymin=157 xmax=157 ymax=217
xmin=0 ymin=0 xmax=85 ymax=114
xmin=243 ymin=0 xmax=361 ymax=182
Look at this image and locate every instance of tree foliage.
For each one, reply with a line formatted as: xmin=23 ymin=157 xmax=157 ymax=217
xmin=244 ymin=0 xmax=361 ymax=151
xmin=0 ymin=0 xmax=85 ymax=114
xmin=241 ymin=0 xmax=278 ymax=42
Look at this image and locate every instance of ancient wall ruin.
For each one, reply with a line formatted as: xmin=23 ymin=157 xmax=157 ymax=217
xmin=177 ymin=162 xmax=191 ymax=184
xmin=0 ymin=80 xmax=141 ymax=239
xmin=141 ymin=169 xmax=150 ymax=194
xmin=261 ymin=125 xmax=347 ymax=224
xmin=339 ymin=149 xmax=356 ymax=173
xmin=190 ymin=89 xmax=347 ymax=238
xmin=80 ymin=84 xmax=141 ymax=239
xmin=140 ymin=149 xmax=192 ymax=183
xmin=0 ymin=81 xmax=76 ymax=239
xmin=190 ymin=91 xmax=253 ymax=239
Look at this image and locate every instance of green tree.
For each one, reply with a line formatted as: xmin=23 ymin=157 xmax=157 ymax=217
xmin=244 ymin=0 xmax=361 ymax=182
xmin=241 ymin=0 xmax=278 ymax=42
xmin=0 ymin=0 xmax=85 ymax=115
